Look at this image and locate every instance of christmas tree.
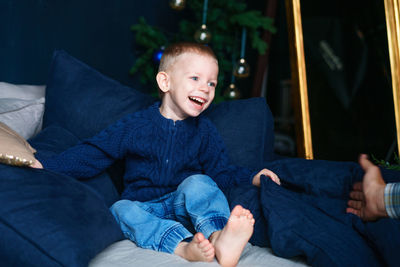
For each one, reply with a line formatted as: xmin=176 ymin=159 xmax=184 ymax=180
xmin=130 ymin=0 xmax=276 ymax=102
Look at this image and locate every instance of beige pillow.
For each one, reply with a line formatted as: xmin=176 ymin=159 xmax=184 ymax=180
xmin=0 ymin=122 xmax=36 ymax=166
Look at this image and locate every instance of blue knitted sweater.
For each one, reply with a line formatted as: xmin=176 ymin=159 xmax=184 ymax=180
xmin=42 ymin=102 xmax=256 ymax=202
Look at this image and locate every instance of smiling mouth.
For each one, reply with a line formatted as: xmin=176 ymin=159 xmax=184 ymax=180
xmin=189 ymin=96 xmax=206 ymax=107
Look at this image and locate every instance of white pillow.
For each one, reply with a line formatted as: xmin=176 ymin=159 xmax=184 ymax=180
xmin=0 ymin=82 xmax=46 ymax=139
xmin=0 ymin=98 xmax=45 ymax=139
xmin=0 ymin=82 xmax=46 ymax=99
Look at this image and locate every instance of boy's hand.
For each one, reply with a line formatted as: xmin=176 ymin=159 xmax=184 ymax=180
xmin=252 ymin=168 xmax=280 ymax=187
xmin=30 ymin=159 xmax=43 ymax=169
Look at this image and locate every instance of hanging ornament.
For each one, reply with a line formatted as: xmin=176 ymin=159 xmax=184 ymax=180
xmin=233 ymin=28 xmax=250 ymax=78
xmin=224 ymin=83 xmax=241 ymax=99
xmin=224 ymin=61 xmax=241 ymax=99
xmin=194 ymin=0 xmax=211 ymax=44
xmin=169 ymin=0 xmax=186 ymax=11
xmin=233 ymin=58 xmax=250 ymax=78
xmin=153 ymin=46 xmax=165 ymax=63
xmin=194 ymin=24 xmax=212 ymax=44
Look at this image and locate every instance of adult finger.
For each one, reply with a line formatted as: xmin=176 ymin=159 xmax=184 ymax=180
xmin=348 ymin=199 xmax=363 ymax=210
xmin=349 ymin=190 xmax=364 ymax=201
xmin=352 ymin=182 xmax=363 ymax=191
xmin=358 ymin=154 xmax=375 ymax=171
xmin=346 ymin=207 xmax=361 ymax=217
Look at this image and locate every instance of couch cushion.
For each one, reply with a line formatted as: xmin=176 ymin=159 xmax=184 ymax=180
xmin=205 ymin=97 xmax=275 ymax=169
xmin=0 ymin=164 xmax=124 ymax=267
xmin=29 ymin=124 xmax=120 ymax=207
xmin=29 ymin=124 xmax=79 ymax=157
xmin=43 ymin=50 xmax=156 ymax=140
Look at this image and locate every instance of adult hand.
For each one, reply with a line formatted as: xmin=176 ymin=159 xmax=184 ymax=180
xmin=346 ymin=154 xmax=388 ymax=221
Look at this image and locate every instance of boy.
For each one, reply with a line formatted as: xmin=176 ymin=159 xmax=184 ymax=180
xmin=32 ymin=42 xmax=280 ymax=266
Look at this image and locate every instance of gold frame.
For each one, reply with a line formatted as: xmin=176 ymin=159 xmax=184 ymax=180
xmin=384 ymin=0 xmax=400 ymax=157
xmin=285 ymin=0 xmax=313 ymax=159
xmin=286 ymin=0 xmax=400 ymax=159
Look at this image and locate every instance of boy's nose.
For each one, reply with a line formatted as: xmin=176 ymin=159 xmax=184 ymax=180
xmin=199 ymin=83 xmax=209 ymax=92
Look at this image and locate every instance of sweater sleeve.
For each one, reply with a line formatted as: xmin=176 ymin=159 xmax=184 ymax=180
xmin=199 ymin=118 xmax=257 ymax=188
xmin=41 ymin=115 xmax=134 ymax=179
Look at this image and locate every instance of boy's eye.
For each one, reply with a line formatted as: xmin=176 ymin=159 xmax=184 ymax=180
xmin=191 ymin=76 xmax=198 ymax=81
xmin=208 ymin=82 xmax=216 ymax=87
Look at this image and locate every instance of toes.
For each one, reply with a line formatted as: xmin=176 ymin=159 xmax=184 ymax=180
xmin=194 ymin=232 xmax=205 ymax=243
xmin=203 ymin=244 xmax=215 ymax=254
xmin=243 ymin=209 xmax=250 ymax=216
xmin=241 ymin=208 xmax=254 ymax=220
xmin=231 ymin=205 xmax=244 ymax=216
xmin=200 ymin=240 xmax=215 ymax=260
xmin=198 ymin=239 xmax=211 ymax=249
xmin=230 ymin=205 xmax=255 ymax=223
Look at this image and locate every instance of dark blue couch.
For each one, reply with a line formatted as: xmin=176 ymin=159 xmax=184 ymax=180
xmin=0 ymin=50 xmax=276 ymax=266
xmin=1 ymin=50 xmax=399 ymax=267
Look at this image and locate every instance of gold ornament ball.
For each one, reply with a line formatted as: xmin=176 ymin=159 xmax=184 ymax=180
xmin=169 ymin=0 xmax=186 ymax=10
xmin=194 ymin=24 xmax=212 ymax=44
xmin=233 ymin=58 xmax=250 ymax=78
xmin=224 ymin=83 xmax=241 ymax=99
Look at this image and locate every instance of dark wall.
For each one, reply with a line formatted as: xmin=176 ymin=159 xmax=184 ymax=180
xmin=0 ymin=0 xmax=178 ymax=91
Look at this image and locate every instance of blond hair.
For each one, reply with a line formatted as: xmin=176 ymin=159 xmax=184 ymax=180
xmin=158 ymin=42 xmax=218 ymax=72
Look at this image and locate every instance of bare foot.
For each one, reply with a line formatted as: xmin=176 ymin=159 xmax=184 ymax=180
xmin=210 ymin=205 xmax=255 ymax=267
xmin=174 ymin=232 xmax=215 ymax=262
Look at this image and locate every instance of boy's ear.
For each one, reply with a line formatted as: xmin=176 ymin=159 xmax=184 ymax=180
xmin=156 ymin=72 xmax=170 ymax=93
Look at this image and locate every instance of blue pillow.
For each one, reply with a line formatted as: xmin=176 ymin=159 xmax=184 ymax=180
xmin=43 ymin=50 xmax=156 ymax=140
xmin=205 ymin=97 xmax=275 ymax=169
xmin=29 ymin=124 xmax=120 ymax=207
xmin=29 ymin=124 xmax=80 ymax=157
xmin=0 ymin=164 xmax=124 ymax=267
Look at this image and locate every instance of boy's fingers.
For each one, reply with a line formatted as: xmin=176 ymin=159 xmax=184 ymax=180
xmin=269 ymin=174 xmax=281 ymax=185
xmin=264 ymin=170 xmax=281 ymax=185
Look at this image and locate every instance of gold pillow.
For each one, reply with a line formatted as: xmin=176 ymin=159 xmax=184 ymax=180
xmin=0 ymin=122 xmax=36 ymax=166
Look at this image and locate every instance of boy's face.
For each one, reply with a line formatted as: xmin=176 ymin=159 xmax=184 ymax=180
xmin=158 ymin=52 xmax=218 ymax=121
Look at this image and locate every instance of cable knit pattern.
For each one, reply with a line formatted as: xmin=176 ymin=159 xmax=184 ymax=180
xmin=42 ymin=102 xmax=256 ymax=202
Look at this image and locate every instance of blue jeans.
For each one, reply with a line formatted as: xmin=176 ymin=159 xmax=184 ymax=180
xmin=110 ymin=174 xmax=230 ymax=253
